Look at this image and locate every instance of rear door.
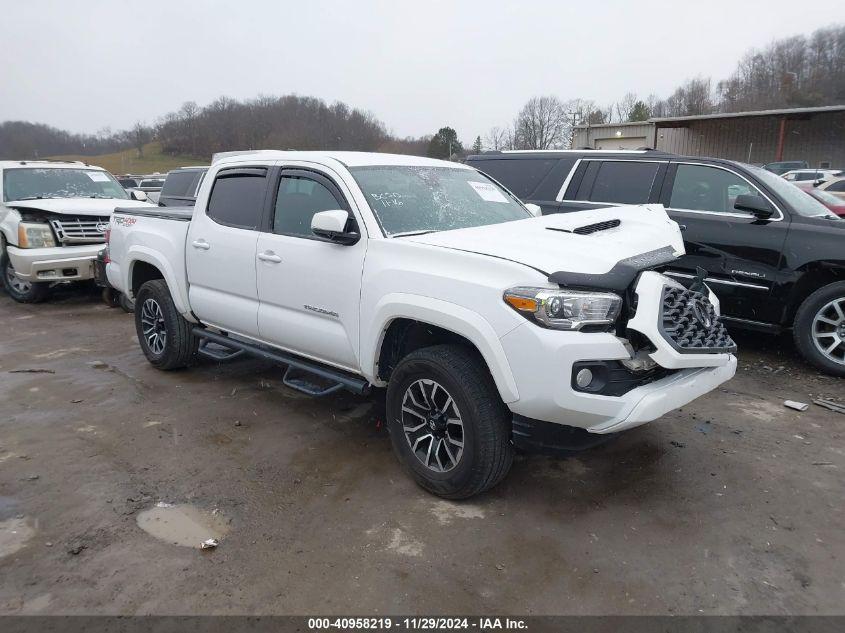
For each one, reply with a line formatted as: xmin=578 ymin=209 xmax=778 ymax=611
xmin=186 ymin=166 xmax=270 ymax=338
xmin=256 ymin=167 xmax=366 ymax=370
xmin=659 ymin=162 xmax=789 ymax=324
xmin=557 ymin=159 xmax=667 ymax=211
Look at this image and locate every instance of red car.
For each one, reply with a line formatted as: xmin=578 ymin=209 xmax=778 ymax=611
xmin=806 ymin=188 xmax=845 ymax=216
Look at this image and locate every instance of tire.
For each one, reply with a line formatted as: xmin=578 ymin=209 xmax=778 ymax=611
xmin=1 ymin=251 xmax=50 ymax=303
xmin=793 ymin=280 xmax=845 ymax=377
xmin=385 ymin=344 xmax=513 ymax=499
xmin=134 ymin=279 xmax=198 ymax=370
xmin=118 ymin=292 xmax=135 ymax=313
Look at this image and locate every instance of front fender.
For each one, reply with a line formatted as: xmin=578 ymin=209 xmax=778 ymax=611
xmin=362 ymin=293 xmax=520 ymax=403
xmin=125 ymin=246 xmax=192 ymax=317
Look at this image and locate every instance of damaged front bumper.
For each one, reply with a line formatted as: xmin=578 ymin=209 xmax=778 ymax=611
xmin=6 ymin=244 xmax=103 ymax=282
xmin=500 ymin=270 xmax=737 ymax=437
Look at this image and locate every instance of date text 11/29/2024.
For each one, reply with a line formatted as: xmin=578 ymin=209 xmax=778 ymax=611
xmin=307 ymin=617 xmax=528 ymax=630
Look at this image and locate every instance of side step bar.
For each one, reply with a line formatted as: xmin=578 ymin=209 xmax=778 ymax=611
xmin=192 ymin=327 xmax=370 ymax=396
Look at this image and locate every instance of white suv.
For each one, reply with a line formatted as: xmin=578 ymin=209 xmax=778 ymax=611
xmin=0 ymin=160 xmax=151 ymax=302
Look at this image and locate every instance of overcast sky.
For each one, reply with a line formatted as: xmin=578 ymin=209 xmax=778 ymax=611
xmin=0 ymin=0 xmax=835 ymax=143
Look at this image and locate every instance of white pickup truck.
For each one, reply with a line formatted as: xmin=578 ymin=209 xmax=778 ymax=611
xmin=106 ymin=151 xmax=737 ymax=498
xmin=0 ymin=160 xmax=151 ymax=302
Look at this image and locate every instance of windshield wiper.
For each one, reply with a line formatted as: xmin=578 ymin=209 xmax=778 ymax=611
xmin=391 ymin=230 xmax=438 ymax=238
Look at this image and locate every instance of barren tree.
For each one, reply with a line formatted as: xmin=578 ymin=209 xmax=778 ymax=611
xmin=513 ymin=96 xmax=569 ymax=150
xmin=484 ymin=126 xmax=508 ymax=151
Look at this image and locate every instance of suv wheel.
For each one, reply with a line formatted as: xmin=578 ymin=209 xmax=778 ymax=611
xmin=1 ymin=252 xmax=49 ymax=303
xmin=386 ymin=344 xmax=513 ymax=499
xmin=794 ymin=281 xmax=845 ymax=377
xmin=134 ymin=279 xmax=198 ymax=370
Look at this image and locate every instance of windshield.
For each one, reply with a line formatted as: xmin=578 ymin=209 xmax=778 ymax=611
xmin=748 ymin=165 xmax=838 ymax=219
xmin=3 ymin=168 xmax=129 ymax=201
xmin=350 ymin=166 xmax=531 ymax=236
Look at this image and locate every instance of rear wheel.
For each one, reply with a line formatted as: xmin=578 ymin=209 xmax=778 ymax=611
xmin=134 ymin=279 xmax=198 ymax=370
xmin=793 ymin=281 xmax=845 ymax=377
xmin=386 ymin=344 xmax=513 ymax=499
xmin=1 ymin=252 xmax=49 ymax=303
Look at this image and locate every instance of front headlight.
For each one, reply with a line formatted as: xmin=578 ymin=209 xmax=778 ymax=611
xmin=18 ymin=223 xmax=56 ymax=248
xmin=504 ymin=286 xmax=623 ymax=330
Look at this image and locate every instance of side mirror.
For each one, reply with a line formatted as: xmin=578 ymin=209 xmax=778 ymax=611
xmin=311 ymin=210 xmax=360 ymax=245
xmin=524 ymin=203 xmax=543 ymax=217
xmin=813 ymin=179 xmax=825 ymax=188
xmin=130 ymin=190 xmax=148 ymax=201
xmin=734 ymin=194 xmax=774 ymax=219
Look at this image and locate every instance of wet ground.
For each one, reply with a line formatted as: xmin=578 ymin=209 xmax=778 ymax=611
xmin=0 ymin=285 xmax=843 ymax=615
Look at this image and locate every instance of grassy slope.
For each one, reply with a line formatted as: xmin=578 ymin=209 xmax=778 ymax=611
xmin=47 ymin=142 xmax=207 ymax=175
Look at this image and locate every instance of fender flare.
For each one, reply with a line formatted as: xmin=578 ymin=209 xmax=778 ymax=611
xmin=125 ymin=246 xmax=191 ymax=316
xmin=362 ymin=293 xmax=520 ymax=403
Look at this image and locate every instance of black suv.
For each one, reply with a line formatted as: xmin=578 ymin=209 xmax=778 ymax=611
xmin=466 ymin=150 xmax=845 ymax=376
xmin=157 ymin=166 xmax=208 ymax=207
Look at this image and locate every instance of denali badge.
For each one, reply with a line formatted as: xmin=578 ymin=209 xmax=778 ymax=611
xmin=691 ymin=299 xmax=712 ymax=329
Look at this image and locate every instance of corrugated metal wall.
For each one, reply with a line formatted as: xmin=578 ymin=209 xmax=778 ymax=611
xmin=573 ymin=111 xmax=845 ymax=167
xmin=572 ymin=124 xmax=654 ymax=149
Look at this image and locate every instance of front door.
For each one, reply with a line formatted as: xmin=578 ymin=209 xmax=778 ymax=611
xmin=660 ymin=162 xmax=790 ymax=324
xmin=256 ymin=169 xmax=366 ymax=370
xmin=186 ymin=166 xmax=270 ymax=338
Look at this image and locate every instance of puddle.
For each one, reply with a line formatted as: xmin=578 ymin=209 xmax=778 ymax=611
xmin=0 ymin=517 xmax=35 ymax=559
xmin=136 ymin=504 xmax=230 ymax=547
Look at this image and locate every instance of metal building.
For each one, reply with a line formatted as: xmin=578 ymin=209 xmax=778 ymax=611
xmin=571 ymin=105 xmax=845 ymax=167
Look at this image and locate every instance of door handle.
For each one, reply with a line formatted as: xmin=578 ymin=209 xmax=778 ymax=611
xmin=191 ymin=239 xmax=210 ymax=250
xmin=258 ymin=251 xmax=282 ymax=263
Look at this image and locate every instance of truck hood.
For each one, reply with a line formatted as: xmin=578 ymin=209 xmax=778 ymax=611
xmin=403 ymin=204 xmax=685 ymax=275
xmin=8 ymin=198 xmax=154 ymax=216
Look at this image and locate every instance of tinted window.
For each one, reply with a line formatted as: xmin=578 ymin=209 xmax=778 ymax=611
xmin=588 ymin=161 xmax=660 ymax=203
xmin=273 ymin=175 xmax=343 ymax=237
xmin=670 ymin=164 xmax=763 ymax=214
xmin=470 ymin=158 xmax=557 ymax=199
xmin=207 ymin=169 xmax=267 ymax=229
xmin=161 ymin=171 xmax=198 ymax=196
xmin=827 ymin=181 xmax=845 ymax=192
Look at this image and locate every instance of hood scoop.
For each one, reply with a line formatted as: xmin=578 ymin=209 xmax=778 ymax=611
xmin=546 ymin=218 xmax=621 ymax=235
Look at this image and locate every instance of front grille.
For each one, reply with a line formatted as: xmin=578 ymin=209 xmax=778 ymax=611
xmin=660 ymin=286 xmax=736 ymax=353
xmin=49 ymin=216 xmax=110 ymax=244
xmin=573 ymin=218 xmax=621 ymax=235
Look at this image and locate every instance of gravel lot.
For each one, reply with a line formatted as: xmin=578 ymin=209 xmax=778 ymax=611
xmin=1 ymin=286 xmax=843 ymax=615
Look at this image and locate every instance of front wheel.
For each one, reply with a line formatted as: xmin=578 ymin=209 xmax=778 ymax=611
xmin=134 ymin=279 xmax=198 ymax=370
xmin=1 ymin=252 xmax=50 ymax=303
xmin=386 ymin=344 xmax=513 ymax=499
xmin=793 ymin=281 xmax=845 ymax=377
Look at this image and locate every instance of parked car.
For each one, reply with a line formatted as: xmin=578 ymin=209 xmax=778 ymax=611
xmin=804 ymin=188 xmax=845 ymax=216
xmin=106 ymin=151 xmax=737 ymax=498
xmin=157 ymin=166 xmax=208 ymax=207
xmin=134 ymin=177 xmax=166 ymax=204
xmin=817 ymin=177 xmax=845 ymax=202
xmin=781 ymin=169 xmax=841 ymax=184
xmin=466 ymin=150 xmax=845 ymax=376
xmin=763 ymin=160 xmax=808 ymax=175
xmin=0 ymin=160 xmax=152 ymax=302
xmin=117 ymin=177 xmax=141 ymax=189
